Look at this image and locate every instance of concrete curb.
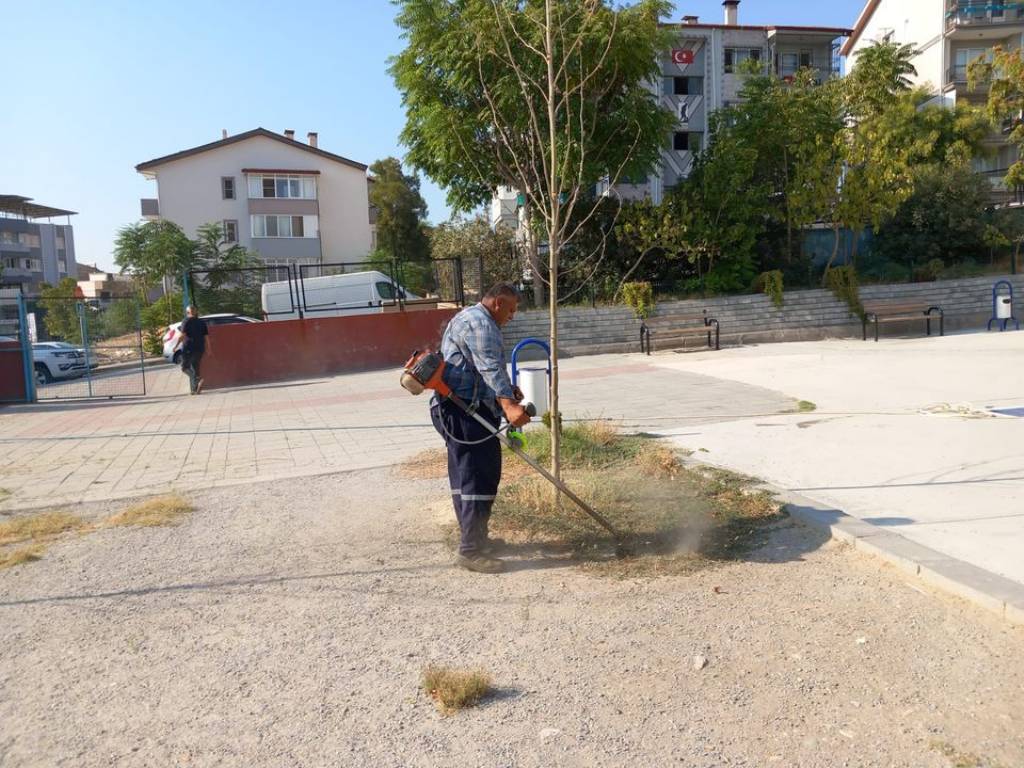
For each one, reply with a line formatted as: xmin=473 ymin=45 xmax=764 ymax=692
xmin=776 ymin=488 xmax=1024 ymax=627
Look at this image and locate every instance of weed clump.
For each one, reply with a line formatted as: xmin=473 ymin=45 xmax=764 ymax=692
xmin=422 ymin=666 xmax=492 ymax=714
xmin=0 ymin=511 xmax=84 ymax=545
xmin=106 ymin=494 xmax=193 ymax=527
xmin=0 ymin=544 xmax=46 ymax=570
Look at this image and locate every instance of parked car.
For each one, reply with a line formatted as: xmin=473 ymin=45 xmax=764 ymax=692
xmin=32 ymin=341 xmax=94 ymax=384
xmin=162 ymin=313 xmax=261 ymax=363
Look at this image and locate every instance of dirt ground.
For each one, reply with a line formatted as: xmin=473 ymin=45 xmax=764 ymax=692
xmin=0 ymin=467 xmax=1022 ymax=767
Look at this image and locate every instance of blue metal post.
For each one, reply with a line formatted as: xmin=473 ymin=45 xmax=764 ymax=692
xmin=77 ymin=301 xmax=94 ymax=398
xmin=510 ymin=337 xmax=552 ymax=385
xmin=16 ymin=294 xmax=36 ymax=403
xmin=988 ymin=279 xmax=1020 ymax=331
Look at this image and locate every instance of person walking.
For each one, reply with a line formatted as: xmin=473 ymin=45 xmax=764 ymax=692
xmin=174 ymin=305 xmax=211 ymax=395
xmin=430 ymin=282 xmax=531 ymax=574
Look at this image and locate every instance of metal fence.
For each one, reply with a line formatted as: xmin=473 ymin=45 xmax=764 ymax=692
xmin=186 ymin=265 xmax=295 ymax=320
xmin=20 ymin=295 xmax=146 ymax=399
xmin=187 ymin=259 xmax=467 ymax=321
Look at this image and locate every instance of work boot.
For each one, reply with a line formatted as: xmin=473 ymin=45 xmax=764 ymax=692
xmin=455 ymin=553 xmax=506 ymax=574
xmin=479 ymin=537 xmax=508 ymax=555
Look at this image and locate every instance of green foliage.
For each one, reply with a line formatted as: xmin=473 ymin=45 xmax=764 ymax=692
xmin=846 ymin=41 xmax=918 ymax=120
xmin=757 ymin=270 xmax=784 ymax=308
xmin=37 ymin=278 xmax=82 ymax=344
xmin=368 ymin=157 xmax=430 ymax=262
xmin=141 ymin=292 xmax=183 ymax=332
xmin=142 ymin=329 xmax=163 ymax=357
xmin=92 ymin=299 xmax=139 ymax=340
xmin=430 ymin=216 xmax=520 ymax=287
xmin=113 ymin=220 xmax=194 ymax=289
xmin=971 ymin=45 xmax=1024 ymax=189
xmin=621 ymin=281 xmax=654 ymax=319
xmin=825 ymin=265 xmax=864 ymax=320
xmin=389 ymin=0 xmax=675 ymax=212
xmin=540 ymin=410 xmax=563 ymax=435
xmin=875 ymin=164 xmax=993 ymax=273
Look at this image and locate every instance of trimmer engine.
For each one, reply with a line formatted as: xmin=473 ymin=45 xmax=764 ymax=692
xmin=400 ymin=350 xmax=450 ymax=397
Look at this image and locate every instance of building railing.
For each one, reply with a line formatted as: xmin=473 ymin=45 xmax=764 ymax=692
xmin=946 ymin=1 xmax=1024 ymax=28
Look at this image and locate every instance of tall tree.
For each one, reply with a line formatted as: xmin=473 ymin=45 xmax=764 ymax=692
xmin=113 ymin=220 xmax=195 ymax=312
xmin=38 ymin=277 xmax=84 ymax=344
xmin=391 ymin=0 xmax=674 ymax=485
xmin=846 ymin=40 xmax=918 ymax=120
xmin=368 ymin=157 xmax=430 ymax=263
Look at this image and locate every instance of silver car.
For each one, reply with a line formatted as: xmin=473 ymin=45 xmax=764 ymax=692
xmin=32 ymin=341 xmax=92 ymax=384
xmin=162 ymin=313 xmax=262 ymax=364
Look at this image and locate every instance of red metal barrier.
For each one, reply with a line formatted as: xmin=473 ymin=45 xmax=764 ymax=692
xmin=0 ymin=340 xmax=27 ymax=403
xmin=200 ymin=308 xmax=460 ymax=389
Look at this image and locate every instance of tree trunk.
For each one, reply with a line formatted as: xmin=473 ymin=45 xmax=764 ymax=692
xmin=545 ymin=0 xmax=561 ymax=498
xmin=522 ymin=201 xmax=545 ymax=307
xmin=822 ymin=223 xmax=841 ymax=286
xmin=850 ymin=229 xmax=860 ymax=268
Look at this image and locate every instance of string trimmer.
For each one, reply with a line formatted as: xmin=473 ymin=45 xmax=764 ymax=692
xmin=401 ymin=350 xmax=633 ymax=558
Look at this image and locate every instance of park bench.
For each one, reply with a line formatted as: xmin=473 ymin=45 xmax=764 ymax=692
xmin=861 ymin=300 xmax=944 ymax=342
xmin=640 ymin=310 xmax=720 ymax=354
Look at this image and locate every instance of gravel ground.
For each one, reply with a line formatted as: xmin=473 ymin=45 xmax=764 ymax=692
xmin=0 ymin=467 xmax=1022 ymax=767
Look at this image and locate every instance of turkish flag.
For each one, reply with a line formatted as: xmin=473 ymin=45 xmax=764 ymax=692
xmin=671 ymin=49 xmax=694 ymax=65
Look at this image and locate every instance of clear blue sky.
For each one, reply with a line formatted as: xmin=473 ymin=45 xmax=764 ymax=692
xmin=0 ymin=0 xmax=864 ymax=272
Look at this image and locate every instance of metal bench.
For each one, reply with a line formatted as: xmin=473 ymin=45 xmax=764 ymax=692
xmin=640 ymin=311 xmax=720 ymax=354
xmin=862 ymin=301 xmax=944 ymax=342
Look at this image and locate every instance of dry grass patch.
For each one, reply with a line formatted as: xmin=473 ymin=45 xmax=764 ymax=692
xmin=105 ymin=494 xmax=193 ymax=527
xmin=0 ymin=544 xmax=46 ymax=570
xmin=422 ymin=666 xmax=492 ymax=714
xmin=0 ymin=510 xmax=85 ymax=546
xmin=490 ymin=424 xmax=784 ymax=577
xmin=397 ymin=448 xmax=449 ymax=479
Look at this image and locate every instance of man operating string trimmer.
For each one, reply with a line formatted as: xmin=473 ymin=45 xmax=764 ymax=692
xmin=430 ymin=283 xmax=531 ymax=574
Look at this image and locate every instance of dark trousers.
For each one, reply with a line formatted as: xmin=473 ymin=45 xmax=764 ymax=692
xmin=182 ymin=348 xmax=204 ymax=393
xmin=430 ymin=399 xmax=502 ymax=555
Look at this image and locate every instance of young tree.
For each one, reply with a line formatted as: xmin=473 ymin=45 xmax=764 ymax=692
xmin=845 ymin=40 xmax=918 ymax=120
xmin=391 ymin=0 xmax=674 ymax=483
xmin=368 ymin=157 xmax=431 ymax=263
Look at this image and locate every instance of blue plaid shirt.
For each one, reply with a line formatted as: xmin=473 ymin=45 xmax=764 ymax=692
xmin=439 ymin=303 xmax=514 ymax=416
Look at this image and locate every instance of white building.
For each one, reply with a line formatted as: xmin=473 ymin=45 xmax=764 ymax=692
xmin=492 ymin=1 xmax=850 ymax=218
xmin=136 ymin=128 xmax=373 ymax=269
xmin=842 ymin=0 xmax=1024 ymax=202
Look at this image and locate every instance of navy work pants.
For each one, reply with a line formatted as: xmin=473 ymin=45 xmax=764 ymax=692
xmin=430 ymin=398 xmax=502 ymax=555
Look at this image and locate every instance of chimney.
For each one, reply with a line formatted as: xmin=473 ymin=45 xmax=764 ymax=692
xmin=682 ymin=14 xmax=699 ymax=24
xmin=284 ymin=129 xmax=295 ymax=140
xmin=723 ymin=0 xmax=739 ymax=26
xmin=307 ymin=131 xmax=318 ymax=148
xmin=221 ymin=129 xmax=228 ymax=139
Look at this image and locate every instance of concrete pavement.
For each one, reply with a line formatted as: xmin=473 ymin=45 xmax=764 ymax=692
xmin=645 ymin=332 xmax=1024 ymax=617
xmin=0 ymin=355 xmax=794 ymax=511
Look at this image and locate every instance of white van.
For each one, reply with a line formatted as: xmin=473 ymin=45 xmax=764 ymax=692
xmin=261 ymin=270 xmax=421 ymax=321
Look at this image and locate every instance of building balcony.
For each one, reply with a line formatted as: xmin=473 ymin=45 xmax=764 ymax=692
xmin=946 ymin=2 xmax=1024 ymax=35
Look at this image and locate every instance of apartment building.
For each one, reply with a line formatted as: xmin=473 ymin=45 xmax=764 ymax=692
xmin=490 ymin=1 xmax=850 ymax=225
xmin=625 ymin=1 xmax=850 ymax=203
xmin=842 ymin=0 xmax=1024 ymax=202
xmin=0 ymin=195 xmax=78 ymax=293
xmin=136 ymin=128 xmax=373 ymax=269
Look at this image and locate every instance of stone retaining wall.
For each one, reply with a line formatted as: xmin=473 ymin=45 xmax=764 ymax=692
xmin=505 ymin=274 xmax=1024 ymax=356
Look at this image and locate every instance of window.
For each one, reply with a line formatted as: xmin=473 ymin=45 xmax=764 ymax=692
xmin=725 ymin=48 xmax=761 ymax=74
xmin=674 ymin=132 xmax=689 ymax=151
xmin=0 ymin=232 xmax=15 ymax=244
xmin=223 ymin=220 xmax=238 ymax=243
xmin=251 ymin=215 xmax=311 ymax=238
xmin=799 ymin=51 xmax=813 ymax=68
xmin=672 ymin=76 xmax=703 ymax=96
xmin=222 ymin=177 xmax=235 ymax=199
xmin=18 ymin=233 xmax=40 ymax=248
xmin=248 ymin=174 xmax=316 ymax=199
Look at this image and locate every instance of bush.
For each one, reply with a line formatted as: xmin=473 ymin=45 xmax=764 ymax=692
xmin=754 ymin=270 xmax=784 ymax=308
xmin=825 ymin=265 xmax=864 ymax=320
xmin=141 ymin=292 xmax=183 ymax=333
xmin=914 ymin=258 xmax=946 ymax=282
xmin=621 ymin=281 xmax=654 ymax=319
